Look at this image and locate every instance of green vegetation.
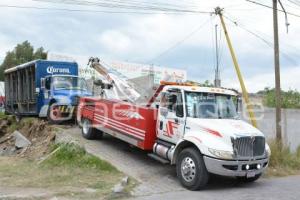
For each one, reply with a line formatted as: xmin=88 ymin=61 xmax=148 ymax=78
xmin=0 ymin=41 xmax=47 ymax=81
xmin=186 ymin=80 xmax=214 ymax=87
xmin=0 ymin=143 xmax=132 ymax=199
xmin=44 ymin=143 xmax=117 ymax=172
xmin=258 ymin=87 xmax=300 ymax=109
xmin=266 ymin=141 xmax=300 ymax=177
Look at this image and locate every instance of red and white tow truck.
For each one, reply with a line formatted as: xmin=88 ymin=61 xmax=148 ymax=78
xmin=77 ymin=58 xmax=270 ymax=190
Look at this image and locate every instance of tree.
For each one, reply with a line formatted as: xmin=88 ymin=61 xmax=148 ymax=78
xmin=202 ymin=80 xmax=214 ymax=87
xmin=261 ymin=87 xmax=300 ymax=109
xmin=0 ymin=41 xmax=47 ymax=81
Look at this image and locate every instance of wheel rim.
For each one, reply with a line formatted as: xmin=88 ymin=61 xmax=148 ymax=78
xmin=181 ymin=157 xmax=196 ymax=182
xmin=50 ymin=105 xmax=61 ymax=120
xmin=82 ymin=119 xmax=90 ymax=135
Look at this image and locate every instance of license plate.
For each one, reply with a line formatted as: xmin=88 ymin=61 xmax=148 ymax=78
xmin=247 ymin=171 xmax=256 ymax=178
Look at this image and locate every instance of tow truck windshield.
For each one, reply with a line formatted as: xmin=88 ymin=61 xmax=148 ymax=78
xmin=185 ymin=92 xmax=238 ymax=119
xmin=53 ymin=76 xmax=88 ymax=91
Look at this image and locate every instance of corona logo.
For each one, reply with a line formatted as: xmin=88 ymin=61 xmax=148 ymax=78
xmin=47 ymin=66 xmax=70 ymax=74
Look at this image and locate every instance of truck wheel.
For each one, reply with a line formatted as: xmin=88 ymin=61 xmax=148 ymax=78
xmin=81 ymin=118 xmax=103 ymax=140
xmin=176 ymin=147 xmax=209 ymax=190
xmin=47 ymin=104 xmax=63 ymax=124
xmin=237 ymin=174 xmax=262 ymax=183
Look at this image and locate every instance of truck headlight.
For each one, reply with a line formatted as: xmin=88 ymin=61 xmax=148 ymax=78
xmin=265 ymin=143 xmax=271 ymax=157
xmin=208 ymin=148 xmax=234 ymax=160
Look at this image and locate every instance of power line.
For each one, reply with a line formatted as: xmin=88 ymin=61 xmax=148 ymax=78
xmin=0 ymin=4 xmax=185 ymax=14
xmin=245 ymin=0 xmax=300 ymax=18
xmin=287 ymin=0 xmax=300 ymax=7
xmin=147 ymin=16 xmax=214 ymax=63
xmin=223 ymin=14 xmax=299 ymax=65
xmin=33 ymin=0 xmax=212 ymax=14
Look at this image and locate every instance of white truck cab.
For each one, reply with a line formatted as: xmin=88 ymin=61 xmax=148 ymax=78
xmin=154 ymin=85 xmax=270 ymax=190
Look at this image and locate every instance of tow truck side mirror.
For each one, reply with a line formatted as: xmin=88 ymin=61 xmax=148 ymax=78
xmin=236 ymin=96 xmax=242 ymax=113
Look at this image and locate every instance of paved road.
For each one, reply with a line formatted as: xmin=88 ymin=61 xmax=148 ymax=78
xmin=61 ymin=127 xmax=300 ymax=199
xmin=133 ymin=175 xmax=300 ymax=200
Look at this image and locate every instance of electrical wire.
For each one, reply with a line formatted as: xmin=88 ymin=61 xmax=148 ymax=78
xmin=286 ymin=0 xmax=300 ymax=7
xmin=223 ymin=14 xmax=299 ymax=65
xmin=245 ymin=0 xmax=300 ymax=18
xmin=33 ymin=0 xmax=212 ymax=14
xmin=0 ymin=4 xmax=188 ymax=14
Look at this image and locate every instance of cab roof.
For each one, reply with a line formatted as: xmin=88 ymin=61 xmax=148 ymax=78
xmin=163 ymin=85 xmax=238 ymax=96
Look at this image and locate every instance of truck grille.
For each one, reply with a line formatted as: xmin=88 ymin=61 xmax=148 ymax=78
xmin=232 ymin=136 xmax=265 ymax=158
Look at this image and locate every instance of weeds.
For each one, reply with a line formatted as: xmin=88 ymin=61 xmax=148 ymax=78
xmin=43 ymin=143 xmax=118 ymax=172
xmin=267 ymin=141 xmax=300 ymax=176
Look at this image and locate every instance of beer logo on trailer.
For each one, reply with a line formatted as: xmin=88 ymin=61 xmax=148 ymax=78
xmin=47 ymin=66 xmax=70 ymax=74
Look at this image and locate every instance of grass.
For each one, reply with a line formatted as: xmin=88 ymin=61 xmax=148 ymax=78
xmin=0 ymin=143 xmax=134 ymax=199
xmin=266 ymin=141 xmax=300 ymax=177
xmin=0 ymin=112 xmax=6 ymax=119
xmin=43 ymin=143 xmax=117 ymax=172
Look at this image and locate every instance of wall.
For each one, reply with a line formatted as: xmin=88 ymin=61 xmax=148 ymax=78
xmin=243 ymin=107 xmax=300 ymax=152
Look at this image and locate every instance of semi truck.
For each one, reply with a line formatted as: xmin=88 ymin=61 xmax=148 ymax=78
xmin=77 ymin=58 xmax=270 ymax=190
xmin=4 ymin=60 xmax=91 ymax=122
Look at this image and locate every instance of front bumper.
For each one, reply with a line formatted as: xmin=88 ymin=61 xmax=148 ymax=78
xmin=203 ymin=156 xmax=269 ymax=177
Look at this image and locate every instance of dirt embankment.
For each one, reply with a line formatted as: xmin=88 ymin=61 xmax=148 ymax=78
xmin=0 ymin=116 xmax=56 ymax=159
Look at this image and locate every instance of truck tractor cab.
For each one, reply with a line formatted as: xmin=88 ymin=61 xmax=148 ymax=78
xmin=156 ymin=85 xmax=270 ymax=190
xmin=41 ymin=75 xmax=91 ymax=123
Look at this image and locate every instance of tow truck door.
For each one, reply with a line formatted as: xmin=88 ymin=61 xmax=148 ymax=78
xmin=157 ymin=89 xmax=185 ymax=144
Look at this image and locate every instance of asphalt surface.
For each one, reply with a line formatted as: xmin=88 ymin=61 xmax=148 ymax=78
xmin=62 ymin=127 xmax=300 ymax=199
xmin=132 ymin=175 xmax=300 ymax=200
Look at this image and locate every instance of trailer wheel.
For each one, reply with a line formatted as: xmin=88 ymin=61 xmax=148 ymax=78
xmin=237 ymin=173 xmax=262 ymax=183
xmin=176 ymin=147 xmax=209 ymax=190
xmin=81 ymin=118 xmax=103 ymax=140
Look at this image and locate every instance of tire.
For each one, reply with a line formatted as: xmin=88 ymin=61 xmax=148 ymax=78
xmin=81 ymin=118 xmax=103 ymax=140
xmin=237 ymin=173 xmax=262 ymax=183
xmin=47 ymin=103 xmax=63 ymax=124
xmin=176 ymin=147 xmax=209 ymax=190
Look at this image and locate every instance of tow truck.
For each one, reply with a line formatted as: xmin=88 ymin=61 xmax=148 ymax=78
xmin=77 ymin=58 xmax=270 ymax=190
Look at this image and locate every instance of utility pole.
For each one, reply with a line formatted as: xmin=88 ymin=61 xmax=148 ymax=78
xmin=214 ymin=24 xmax=221 ymax=87
xmin=272 ymin=0 xmax=282 ymax=143
xmin=215 ymin=7 xmax=257 ymax=127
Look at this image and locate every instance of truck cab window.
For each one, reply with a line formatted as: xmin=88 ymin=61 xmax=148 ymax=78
xmin=45 ymin=77 xmax=51 ymax=90
xmin=168 ymin=94 xmax=177 ymax=112
xmin=185 ymin=92 xmax=238 ymax=119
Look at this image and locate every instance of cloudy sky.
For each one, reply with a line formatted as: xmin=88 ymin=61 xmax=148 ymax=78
xmin=0 ymin=0 xmax=300 ymax=92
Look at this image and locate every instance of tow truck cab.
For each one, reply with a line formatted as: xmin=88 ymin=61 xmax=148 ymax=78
xmin=154 ymin=85 xmax=270 ymax=189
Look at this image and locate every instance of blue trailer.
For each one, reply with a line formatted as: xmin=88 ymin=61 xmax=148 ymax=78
xmin=4 ymin=60 xmax=91 ymax=122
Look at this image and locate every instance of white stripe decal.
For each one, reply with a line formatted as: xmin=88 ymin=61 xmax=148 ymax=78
xmin=94 ymin=116 xmax=145 ymax=138
xmin=94 ymin=113 xmax=146 ymax=134
xmin=95 ymin=114 xmax=145 ymax=133
xmin=94 ymin=118 xmax=144 ymax=140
